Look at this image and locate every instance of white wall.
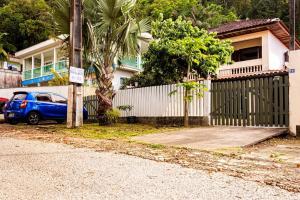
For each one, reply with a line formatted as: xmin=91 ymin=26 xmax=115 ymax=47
xmin=288 ymin=50 xmax=300 ymax=136
xmin=0 ymin=86 xmax=96 ymax=99
xmin=113 ymin=69 xmax=135 ymax=90
xmin=268 ymin=32 xmax=288 ymax=70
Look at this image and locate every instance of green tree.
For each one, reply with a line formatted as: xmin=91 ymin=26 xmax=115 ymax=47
xmin=208 ymin=0 xmax=252 ymax=18
xmin=0 ymin=0 xmax=53 ymax=52
xmin=247 ymin=0 xmax=289 ymax=20
xmin=169 ymin=82 xmax=207 ymax=127
xmin=0 ymin=33 xmax=8 ymax=61
xmin=0 ymin=0 xmax=8 ymax=7
xmin=134 ymin=0 xmax=238 ymax=28
xmin=53 ymin=0 xmax=150 ymax=124
xmin=124 ymin=17 xmax=233 ymax=88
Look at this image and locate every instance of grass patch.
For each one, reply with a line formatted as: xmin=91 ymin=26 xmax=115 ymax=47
xmin=54 ymin=123 xmax=179 ymax=140
xmin=147 ymin=143 xmax=166 ymax=149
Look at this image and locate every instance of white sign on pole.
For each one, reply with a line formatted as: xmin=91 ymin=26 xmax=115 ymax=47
xmin=69 ymin=66 xmax=84 ymax=84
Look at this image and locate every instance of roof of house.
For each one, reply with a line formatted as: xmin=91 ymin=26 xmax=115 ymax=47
xmin=210 ymin=19 xmax=279 ymax=34
xmin=210 ymin=19 xmax=300 ymax=49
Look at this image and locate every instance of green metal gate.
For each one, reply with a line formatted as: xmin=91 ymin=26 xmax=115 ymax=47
xmin=211 ymin=74 xmax=289 ymax=127
xmin=83 ymin=95 xmax=98 ymax=121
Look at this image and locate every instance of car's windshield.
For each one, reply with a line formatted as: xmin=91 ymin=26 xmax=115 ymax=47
xmin=12 ymin=94 xmax=27 ymax=101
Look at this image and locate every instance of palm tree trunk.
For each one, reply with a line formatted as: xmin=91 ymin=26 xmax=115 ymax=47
xmin=96 ymin=65 xmax=115 ymax=125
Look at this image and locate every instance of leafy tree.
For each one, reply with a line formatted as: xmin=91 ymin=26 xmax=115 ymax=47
xmin=169 ymin=82 xmax=207 ymax=127
xmin=134 ymin=0 xmax=238 ymax=29
xmin=0 ymin=0 xmax=53 ymax=52
xmin=0 ymin=33 xmax=8 ymax=61
xmin=190 ymin=3 xmax=237 ymax=29
xmin=207 ymin=0 xmax=252 ymax=18
xmin=53 ymin=0 xmax=150 ymax=124
xmin=247 ymin=0 xmax=289 ymax=20
xmin=0 ymin=0 xmax=8 ymax=7
xmin=124 ymin=17 xmax=233 ymax=88
xmin=210 ymin=0 xmax=300 ymax=39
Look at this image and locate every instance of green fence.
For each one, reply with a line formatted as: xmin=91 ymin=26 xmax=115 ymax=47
xmin=83 ymin=95 xmax=99 ymax=121
xmin=211 ymin=74 xmax=289 ymax=127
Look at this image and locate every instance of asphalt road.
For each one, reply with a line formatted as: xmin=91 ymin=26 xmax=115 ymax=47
xmin=0 ymin=138 xmax=299 ymax=200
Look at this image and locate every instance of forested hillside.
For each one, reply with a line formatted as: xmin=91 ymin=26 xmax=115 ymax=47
xmin=0 ymin=0 xmax=298 ymax=53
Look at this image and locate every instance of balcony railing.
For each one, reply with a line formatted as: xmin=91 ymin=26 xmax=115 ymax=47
xmin=219 ymin=65 xmax=263 ymax=77
xmin=120 ymin=57 xmax=142 ymax=71
xmin=23 ymin=60 xmax=68 ymax=80
xmin=218 ymin=59 xmax=263 ymax=77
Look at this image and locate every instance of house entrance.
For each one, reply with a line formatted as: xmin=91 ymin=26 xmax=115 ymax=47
xmin=210 ymin=74 xmax=289 ymax=127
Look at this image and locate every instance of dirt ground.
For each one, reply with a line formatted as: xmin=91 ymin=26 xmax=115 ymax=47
xmin=0 ymin=123 xmax=299 ymax=193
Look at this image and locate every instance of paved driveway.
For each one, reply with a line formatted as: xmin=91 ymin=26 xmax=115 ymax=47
xmin=0 ymin=137 xmax=299 ymax=200
xmin=134 ymin=127 xmax=287 ymax=150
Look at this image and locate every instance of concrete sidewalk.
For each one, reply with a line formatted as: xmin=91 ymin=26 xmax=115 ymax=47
xmin=134 ymin=127 xmax=287 ymax=150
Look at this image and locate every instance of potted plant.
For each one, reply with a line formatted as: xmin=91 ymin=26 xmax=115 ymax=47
xmin=117 ymin=105 xmax=136 ymax=124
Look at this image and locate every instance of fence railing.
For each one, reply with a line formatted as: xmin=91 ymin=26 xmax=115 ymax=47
xmin=23 ymin=60 xmax=68 ymax=80
xmin=113 ymin=81 xmax=211 ymax=117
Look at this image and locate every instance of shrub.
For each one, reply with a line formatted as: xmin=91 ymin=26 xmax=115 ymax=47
xmin=104 ymin=108 xmax=121 ymax=124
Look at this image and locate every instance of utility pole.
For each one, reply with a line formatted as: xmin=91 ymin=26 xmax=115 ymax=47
xmin=289 ymin=0 xmax=296 ymax=50
xmin=67 ymin=0 xmax=83 ymax=128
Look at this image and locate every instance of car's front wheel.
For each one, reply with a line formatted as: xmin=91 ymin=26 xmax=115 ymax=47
xmin=27 ymin=111 xmax=40 ymax=125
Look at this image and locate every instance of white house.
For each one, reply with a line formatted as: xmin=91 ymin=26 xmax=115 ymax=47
xmin=15 ymin=34 xmax=151 ymax=89
xmin=210 ymin=18 xmax=300 ymax=78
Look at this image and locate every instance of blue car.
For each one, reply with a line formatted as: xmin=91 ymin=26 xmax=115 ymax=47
xmin=4 ymin=91 xmax=88 ymax=125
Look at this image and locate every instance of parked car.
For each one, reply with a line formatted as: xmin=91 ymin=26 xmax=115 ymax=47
xmin=0 ymin=97 xmax=8 ymax=114
xmin=3 ymin=91 xmax=88 ymax=125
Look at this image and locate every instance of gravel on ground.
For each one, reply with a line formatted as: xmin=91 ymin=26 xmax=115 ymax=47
xmin=0 ymin=138 xmax=299 ymax=200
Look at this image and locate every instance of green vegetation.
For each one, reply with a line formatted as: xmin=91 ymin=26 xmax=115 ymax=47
xmin=134 ymin=0 xmax=237 ymax=29
xmin=48 ymin=69 xmax=69 ymax=86
xmin=210 ymin=0 xmax=300 ymax=40
xmin=169 ymin=82 xmax=208 ymax=127
xmin=124 ymin=17 xmax=233 ymax=87
xmin=0 ymin=0 xmax=53 ymax=52
xmin=147 ymin=143 xmax=166 ymax=149
xmin=57 ymin=123 xmax=178 ymax=140
xmin=53 ymin=0 xmax=150 ymax=124
xmin=0 ymin=0 xmax=299 ymax=53
xmin=0 ymin=32 xmax=8 ymax=61
xmin=103 ymin=109 xmax=121 ymax=125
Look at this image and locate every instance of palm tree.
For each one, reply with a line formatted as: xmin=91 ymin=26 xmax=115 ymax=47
xmin=52 ymin=0 xmax=150 ymax=123
xmin=0 ymin=33 xmax=8 ymax=61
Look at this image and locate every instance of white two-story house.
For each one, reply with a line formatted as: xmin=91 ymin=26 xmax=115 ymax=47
xmin=210 ymin=18 xmax=300 ymax=78
xmin=15 ymin=34 xmax=151 ymax=89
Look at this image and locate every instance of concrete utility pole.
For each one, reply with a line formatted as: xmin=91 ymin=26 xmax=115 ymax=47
xmin=289 ymin=0 xmax=296 ymax=50
xmin=67 ymin=0 xmax=83 ymax=128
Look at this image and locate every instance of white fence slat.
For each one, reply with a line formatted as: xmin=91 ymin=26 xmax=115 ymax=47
xmin=112 ymin=82 xmax=211 ymax=117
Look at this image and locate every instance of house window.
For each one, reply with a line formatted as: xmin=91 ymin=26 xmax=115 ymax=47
xmin=120 ymin=77 xmax=127 ymax=86
xmin=232 ymin=46 xmax=262 ymax=62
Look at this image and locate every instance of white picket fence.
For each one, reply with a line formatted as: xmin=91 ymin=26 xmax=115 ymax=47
xmin=113 ymin=80 xmax=211 ymax=117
